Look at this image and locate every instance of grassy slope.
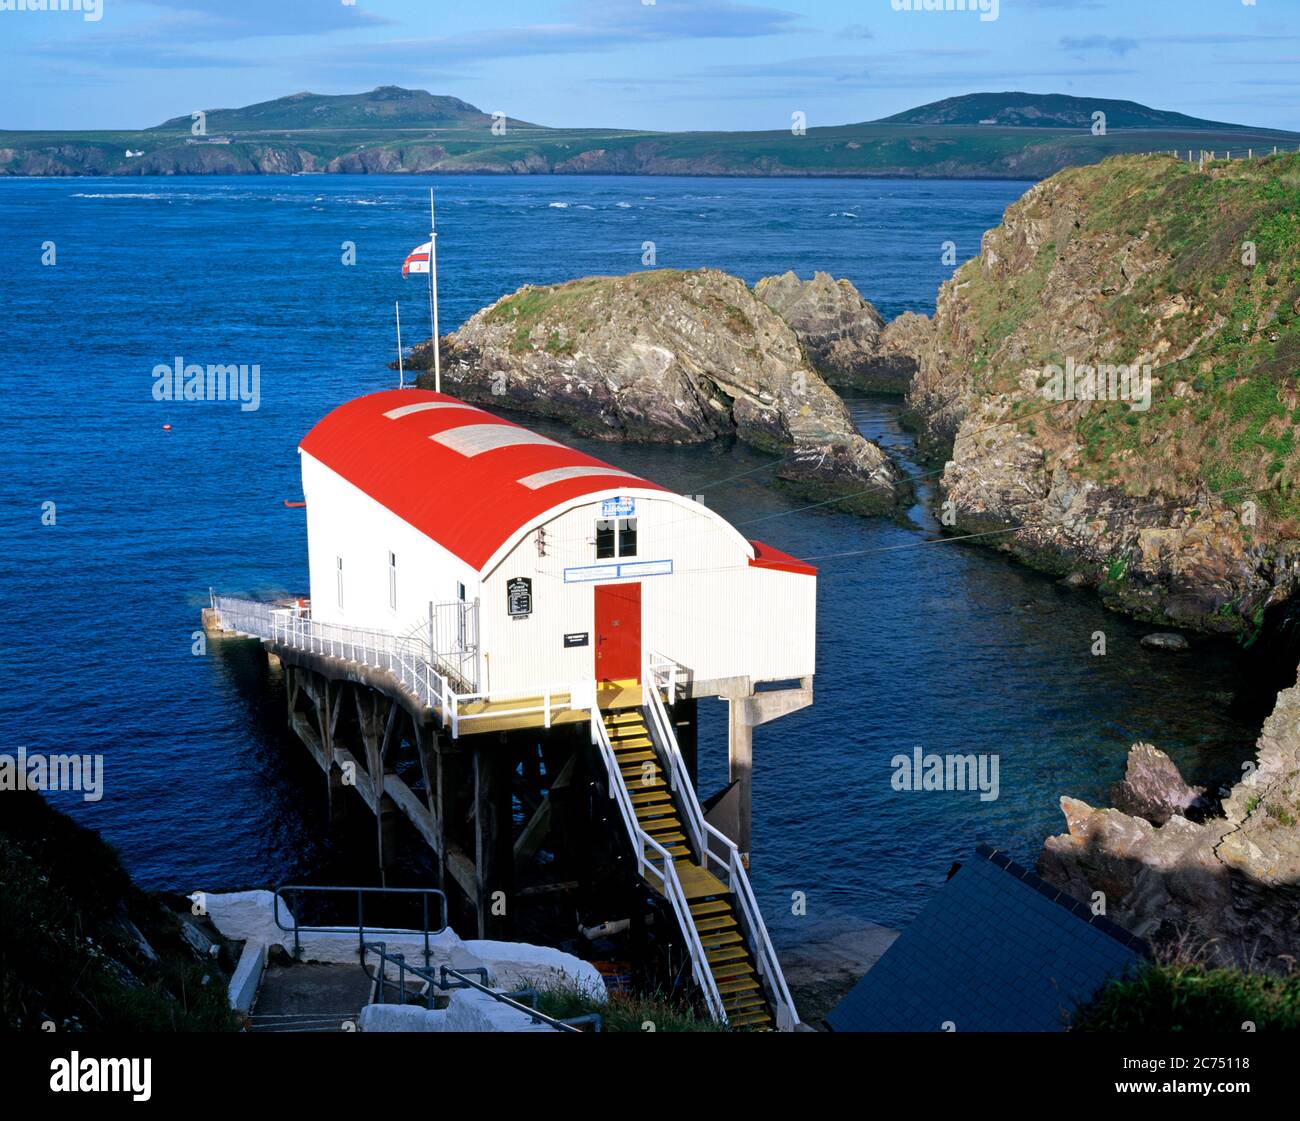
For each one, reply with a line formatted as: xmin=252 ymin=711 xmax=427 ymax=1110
xmin=957 ymin=152 xmax=1300 ymax=536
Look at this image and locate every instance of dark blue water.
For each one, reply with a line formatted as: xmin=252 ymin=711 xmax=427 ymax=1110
xmin=0 ymin=175 xmax=1262 ymax=947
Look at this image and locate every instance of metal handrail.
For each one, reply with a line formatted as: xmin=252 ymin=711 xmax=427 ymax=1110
xmin=211 ymin=594 xmax=594 ymax=738
xmin=590 ymin=710 xmax=727 ymax=1022
xmin=272 ymin=884 xmax=448 ymax=971
xmin=643 ymin=655 xmax=801 ymax=1032
xmin=362 ymin=945 xmax=601 ymax=1032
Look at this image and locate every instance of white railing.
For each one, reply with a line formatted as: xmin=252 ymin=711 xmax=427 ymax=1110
xmin=210 ymin=594 xmax=590 ymax=739
xmin=643 ymin=654 xmax=801 ymax=1032
xmin=590 ymin=712 xmax=727 ymax=1024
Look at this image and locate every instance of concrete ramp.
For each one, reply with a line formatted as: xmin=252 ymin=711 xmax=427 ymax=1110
xmin=248 ymin=962 xmax=376 ymax=1033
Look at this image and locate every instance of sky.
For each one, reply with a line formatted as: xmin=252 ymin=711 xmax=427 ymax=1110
xmin=4 ymin=0 xmax=1300 ymax=133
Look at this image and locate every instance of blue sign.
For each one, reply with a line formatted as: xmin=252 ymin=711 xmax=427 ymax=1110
xmin=601 ymin=496 xmax=635 ymax=518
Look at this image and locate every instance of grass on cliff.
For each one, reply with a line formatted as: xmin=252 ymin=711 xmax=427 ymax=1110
xmin=0 ymin=792 xmax=240 ymax=1033
xmin=958 ymin=151 xmax=1300 ymax=533
xmin=534 ymin=982 xmax=729 ymax=1032
xmin=485 ymin=271 xmax=690 ymax=353
xmin=1072 ymin=956 xmax=1300 ymax=1032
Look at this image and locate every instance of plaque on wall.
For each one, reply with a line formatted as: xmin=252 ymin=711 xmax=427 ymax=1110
xmin=507 ymin=576 xmax=533 ymax=618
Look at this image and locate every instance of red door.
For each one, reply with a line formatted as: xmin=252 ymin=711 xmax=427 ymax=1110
xmin=594 ymin=582 xmax=641 ymax=683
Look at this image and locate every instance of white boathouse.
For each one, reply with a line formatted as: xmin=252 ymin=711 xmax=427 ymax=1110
xmin=298 ymin=389 xmax=815 ymax=751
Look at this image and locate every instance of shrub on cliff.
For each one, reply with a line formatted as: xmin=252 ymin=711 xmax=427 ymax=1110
xmin=0 ymin=791 xmax=240 ymax=1032
xmin=535 ymin=981 xmax=728 ymax=1032
xmin=1072 ymin=957 xmax=1300 ymax=1032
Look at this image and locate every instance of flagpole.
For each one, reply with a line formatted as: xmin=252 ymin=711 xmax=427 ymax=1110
xmin=428 ymin=188 xmax=441 ymax=394
xmin=395 ymin=301 xmax=404 ymax=390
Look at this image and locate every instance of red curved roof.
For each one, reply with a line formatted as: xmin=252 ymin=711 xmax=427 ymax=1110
xmin=299 ymin=389 xmax=669 ymax=571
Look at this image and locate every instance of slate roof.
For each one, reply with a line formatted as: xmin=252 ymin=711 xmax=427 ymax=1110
xmin=827 ymin=843 xmax=1148 ymax=1032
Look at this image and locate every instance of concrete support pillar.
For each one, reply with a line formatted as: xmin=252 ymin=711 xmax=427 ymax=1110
xmin=473 ymin=748 xmax=489 ymax=939
xmin=725 ymin=677 xmax=814 ymax=859
xmin=727 ymin=697 xmax=754 ymax=860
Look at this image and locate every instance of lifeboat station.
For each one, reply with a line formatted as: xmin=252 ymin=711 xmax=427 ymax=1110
xmin=208 ymin=387 xmax=817 ymax=1029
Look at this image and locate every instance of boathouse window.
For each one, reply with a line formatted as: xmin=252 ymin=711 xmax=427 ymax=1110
xmin=596 ymin=517 xmax=637 ymax=559
xmin=388 ymin=552 xmax=397 ymax=610
xmin=619 ymin=517 xmax=637 ymax=557
xmin=336 ymin=556 xmax=344 ymax=609
xmin=596 ymin=519 xmax=616 ymax=559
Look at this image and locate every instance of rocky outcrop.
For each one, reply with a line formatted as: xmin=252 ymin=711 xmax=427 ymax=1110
xmin=903 ymin=153 xmax=1300 ymax=635
xmin=1038 ymin=667 xmax=1300 ymax=971
xmin=1108 ymin=743 xmax=1209 ymax=825
xmin=755 ymin=272 xmax=926 ymax=394
xmin=407 ymin=269 xmax=903 ymax=513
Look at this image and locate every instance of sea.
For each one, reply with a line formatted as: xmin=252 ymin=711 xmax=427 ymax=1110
xmin=0 ymin=174 xmax=1268 ymax=954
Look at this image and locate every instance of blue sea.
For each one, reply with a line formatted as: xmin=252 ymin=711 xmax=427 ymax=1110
xmin=0 ymin=175 xmax=1265 ymax=949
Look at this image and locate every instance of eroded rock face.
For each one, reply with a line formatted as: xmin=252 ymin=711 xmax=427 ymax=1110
xmin=902 ymin=156 xmax=1300 ymax=634
xmin=755 ymin=271 xmax=927 ymax=394
xmin=1038 ymin=668 xmax=1300 ymax=970
xmin=1108 ymin=742 xmax=1208 ymax=825
xmin=408 ymin=268 xmax=903 ymax=514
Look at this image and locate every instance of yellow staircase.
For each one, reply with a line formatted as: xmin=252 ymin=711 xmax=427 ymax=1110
xmin=602 ymin=707 xmax=774 ymax=1030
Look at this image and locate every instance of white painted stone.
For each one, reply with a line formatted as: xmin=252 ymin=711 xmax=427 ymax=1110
xmin=203 ymin=890 xmax=295 ymax=951
xmin=202 ymin=891 xmax=608 ymax=1017
xmin=228 ymin=941 xmax=266 ymax=1013
xmin=358 ymin=1004 xmax=448 ymax=1033
xmin=463 ymin=939 xmax=606 ymax=999
xmin=444 ymin=988 xmax=556 ymax=1033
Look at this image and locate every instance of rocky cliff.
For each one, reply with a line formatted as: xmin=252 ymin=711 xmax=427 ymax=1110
xmin=1038 ymin=666 xmax=1300 ymax=972
xmin=408 ymin=269 xmax=903 ymax=513
xmin=754 ymin=271 xmax=919 ymax=393
xmin=904 ymin=153 xmax=1300 ymax=635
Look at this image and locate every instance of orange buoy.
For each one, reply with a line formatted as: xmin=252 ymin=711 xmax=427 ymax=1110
xmin=162 ymin=424 xmax=172 ymax=432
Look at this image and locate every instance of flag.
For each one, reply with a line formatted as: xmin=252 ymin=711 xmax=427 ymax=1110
xmin=402 ymin=241 xmax=432 ymax=277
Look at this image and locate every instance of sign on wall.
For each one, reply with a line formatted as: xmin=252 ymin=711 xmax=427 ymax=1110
xmin=564 ymin=632 xmax=589 ymax=648
xmin=601 ymin=496 xmax=636 ymax=518
xmin=507 ymin=576 xmax=533 ymax=618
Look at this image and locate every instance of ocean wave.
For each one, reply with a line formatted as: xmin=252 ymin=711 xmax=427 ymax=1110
xmin=615 ymin=202 xmax=633 ymax=209
xmin=548 ymin=202 xmax=569 ymax=209
xmin=72 ymin=192 xmax=169 ymax=200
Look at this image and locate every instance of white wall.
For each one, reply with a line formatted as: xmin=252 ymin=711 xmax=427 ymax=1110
xmin=479 ymin=492 xmax=816 ymax=696
xmin=301 ymin=451 xmax=480 ymax=641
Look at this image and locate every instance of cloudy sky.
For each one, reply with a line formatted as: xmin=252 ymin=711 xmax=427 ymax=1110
xmin=5 ymin=0 xmax=1299 ymax=132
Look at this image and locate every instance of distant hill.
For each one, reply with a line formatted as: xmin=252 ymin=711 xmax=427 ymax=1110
xmin=150 ymin=86 xmax=537 ymax=132
xmin=5 ymin=89 xmax=1294 ymax=179
xmin=877 ymin=92 xmax=1244 ymax=131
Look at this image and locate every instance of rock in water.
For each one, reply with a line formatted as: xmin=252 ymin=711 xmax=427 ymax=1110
xmin=1108 ymin=742 xmax=1207 ymax=825
xmin=755 ymin=271 xmax=924 ymax=394
xmin=412 ymin=269 xmax=903 ymax=514
xmin=1140 ymin=632 xmax=1189 ymax=652
xmin=1038 ymin=667 xmax=1300 ymax=971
